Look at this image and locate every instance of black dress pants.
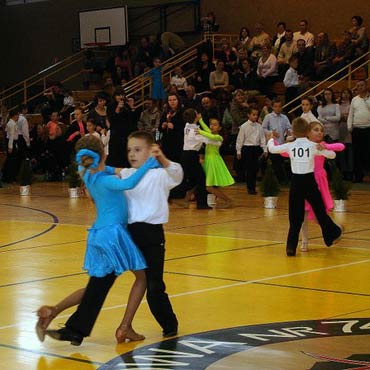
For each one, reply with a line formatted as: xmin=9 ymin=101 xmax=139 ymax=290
xmin=128 ymin=223 xmax=178 ymax=333
xmin=180 ymin=150 xmax=208 ymax=207
xmin=66 ymin=273 xmax=117 ymax=337
xmin=287 ymin=173 xmax=341 ymax=251
xmin=241 ymin=146 xmax=262 ymax=192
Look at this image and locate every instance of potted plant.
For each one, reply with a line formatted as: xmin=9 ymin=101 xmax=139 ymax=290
xmin=18 ymin=158 xmax=32 ymax=196
xmin=67 ymin=161 xmax=81 ymax=198
xmin=331 ymin=164 xmax=351 ymax=212
xmin=260 ymin=159 xmax=280 ymax=208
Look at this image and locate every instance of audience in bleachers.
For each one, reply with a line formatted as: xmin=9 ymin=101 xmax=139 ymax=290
xmin=1 ymin=14 xmax=369 ymax=189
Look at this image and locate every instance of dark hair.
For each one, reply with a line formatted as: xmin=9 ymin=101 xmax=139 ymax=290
xmin=272 ymin=97 xmax=283 ymax=105
xmin=75 ymin=135 xmax=104 ymax=170
xmin=9 ymin=108 xmax=19 ymax=117
xmin=339 ymin=88 xmax=353 ymax=103
xmin=87 ymin=118 xmax=96 ymax=126
xmin=300 ymin=19 xmax=308 ymax=26
xmin=288 ymin=55 xmax=298 ymax=64
xmin=322 ymin=88 xmax=336 ymax=106
xmin=128 ymin=130 xmax=154 ymax=145
xmin=277 ymin=21 xmax=286 ymax=29
xmin=239 ymin=27 xmax=250 ymax=40
xmin=292 ymin=117 xmax=309 ymax=135
xmin=352 ymin=15 xmax=363 ymax=27
xmin=183 ymin=108 xmax=197 ymax=123
xmin=247 ymin=106 xmax=259 ymax=114
xmin=113 ymin=87 xmax=125 ymax=98
xmin=18 ymin=104 xmax=27 ymax=112
xmin=301 ymin=96 xmax=314 ymax=105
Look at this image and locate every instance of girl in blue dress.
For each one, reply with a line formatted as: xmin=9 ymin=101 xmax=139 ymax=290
xmin=37 ymin=135 xmax=159 ymax=345
xmin=146 ymin=57 xmax=166 ymax=105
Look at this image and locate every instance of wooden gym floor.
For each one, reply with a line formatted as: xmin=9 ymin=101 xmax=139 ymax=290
xmin=0 ymin=181 xmax=370 ymax=370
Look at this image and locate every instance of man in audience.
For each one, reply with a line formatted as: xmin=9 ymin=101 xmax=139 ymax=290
xmin=293 ymin=19 xmax=314 ymax=47
xmin=183 ymin=85 xmax=202 ymax=111
xmin=200 ymin=96 xmax=219 ymax=125
xmin=332 ymin=30 xmax=355 ymax=73
xmin=347 ymin=80 xmax=370 ymax=183
xmin=277 ymin=29 xmax=298 ymax=77
xmin=249 ymin=23 xmax=270 ymax=65
xmin=137 ymin=98 xmax=160 ymax=136
xmin=314 ymin=32 xmax=337 ymax=80
xmin=294 ymin=39 xmax=314 ymax=81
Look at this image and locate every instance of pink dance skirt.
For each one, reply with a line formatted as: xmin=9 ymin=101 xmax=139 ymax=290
xmin=305 ymin=169 xmax=333 ymax=221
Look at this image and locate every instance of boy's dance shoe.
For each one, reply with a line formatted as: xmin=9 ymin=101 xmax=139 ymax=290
xmin=286 ymin=247 xmax=296 ymax=256
xmin=326 ymin=225 xmax=344 ymax=247
xmin=45 ymin=327 xmax=83 ymax=346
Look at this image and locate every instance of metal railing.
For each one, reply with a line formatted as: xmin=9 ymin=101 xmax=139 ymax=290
xmin=123 ymin=40 xmax=204 ymax=108
xmin=0 ymin=47 xmax=108 ymax=112
xmin=284 ymin=50 xmax=370 ymax=114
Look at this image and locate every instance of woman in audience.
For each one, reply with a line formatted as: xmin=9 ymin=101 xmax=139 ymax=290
xmin=195 ymin=52 xmax=215 ymax=92
xmin=257 ymin=44 xmax=279 ymax=94
xmin=115 ymin=46 xmax=133 ymax=81
xmin=271 ymin=22 xmax=287 ymax=55
xmin=159 ymin=93 xmax=185 ymax=163
xmin=238 ymin=27 xmax=251 ymax=50
xmin=338 ymin=88 xmax=353 ymax=180
xmin=209 ymin=60 xmax=229 ymax=91
xmin=87 ymin=93 xmax=109 ymax=131
xmin=349 ymin=15 xmax=369 ymax=57
xmin=317 ymin=88 xmax=340 ymax=142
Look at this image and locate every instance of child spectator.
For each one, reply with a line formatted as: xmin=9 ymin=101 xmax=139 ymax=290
xmin=85 ymin=119 xmax=100 ymax=139
xmin=283 ymin=55 xmax=301 ymax=105
xmin=236 ymin=106 xmax=268 ymax=194
xmin=170 ymin=66 xmax=188 ymax=96
xmin=262 ymin=98 xmax=292 ymax=183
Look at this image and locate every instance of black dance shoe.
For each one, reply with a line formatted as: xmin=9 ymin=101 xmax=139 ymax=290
xmin=286 ymin=248 xmax=296 ymax=257
xmin=163 ymin=326 xmax=178 ymax=338
xmin=45 ymin=327 xmax=83 ymax=346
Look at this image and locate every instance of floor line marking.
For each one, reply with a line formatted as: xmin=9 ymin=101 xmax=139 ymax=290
xmin=1 ymin=257 xmax=370 ymax=331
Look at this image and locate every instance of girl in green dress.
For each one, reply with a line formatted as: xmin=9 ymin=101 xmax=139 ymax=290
xmin=198 ymin=117 xmax=234 ymax=208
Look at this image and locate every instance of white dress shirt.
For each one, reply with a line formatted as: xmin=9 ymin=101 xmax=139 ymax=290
xmin=120 ymin=162 xmax=183 ymax=224
xmin=267 ymin=137 xmax=335 ymax=174
xmin=236 ymin=120 xmax=267 ymax=154
xmin=293 ymin=31 xmax=314 ymax=47
xmin=301 ymin=111 xmax=317 ymax=123
xmin=347 ymin=94 xmax=370 ymax=131
xmin=183 ymin=122 xmax=203 ymax=151
xmin=283 ymin=67 xmax=299 ymax=88
xmin=6 ymin=119 xmax=18 ymax=150
xmin=17 ymin=114 xmax=30 ymax=146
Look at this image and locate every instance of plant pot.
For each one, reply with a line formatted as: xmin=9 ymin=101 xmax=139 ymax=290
xmin=264 ymin=196 xmax=278 ymax=209
xmin=68 ymin=187 xmax=79 ymax=198
xmin=333 ymin=199 xmax=346 ymax=212
xmin=207 ymin=194 xmax=216 ymax=207
xmin=19 ymin=185 xmax=31 ymax=196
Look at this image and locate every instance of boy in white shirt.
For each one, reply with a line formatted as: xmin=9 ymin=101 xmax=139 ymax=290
xmin=236 ymin=106 xmax=267 ymax=194
xmin=283 ymin=55 xmax=300 ymax=105
xmin=120 ymin=131 xmax=183 ymax=337
xmin=267 ymin=117 xmax=343 ymax=256
xmin=179 ymin=108 xmax=209 ymax=208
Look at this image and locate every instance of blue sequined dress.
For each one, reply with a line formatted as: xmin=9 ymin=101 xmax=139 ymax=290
xmin=80 ymin=159 xmax=156 ymax=277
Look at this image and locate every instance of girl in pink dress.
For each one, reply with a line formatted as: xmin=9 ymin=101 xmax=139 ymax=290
xmin=300 ymin=121 xmax=345 ymax=251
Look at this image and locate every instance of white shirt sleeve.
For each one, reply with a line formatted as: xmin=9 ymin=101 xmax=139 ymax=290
xmin=164 ymin=161 xmax=183 ymax=189
xmin=236 ymin=125 xmax=245 ymax=154
xmin=267 ymin=138 xmax=290 ymax=154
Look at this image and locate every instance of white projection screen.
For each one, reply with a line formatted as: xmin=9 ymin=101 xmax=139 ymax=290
xmin=79 ymin=6 xmax=128 ymax=48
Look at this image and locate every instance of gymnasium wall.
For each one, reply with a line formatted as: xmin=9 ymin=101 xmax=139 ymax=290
xmin=201 ymin=0 xmax=369 ymax=39
xmin=0 ymin=0 xmax=194 ymax=86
